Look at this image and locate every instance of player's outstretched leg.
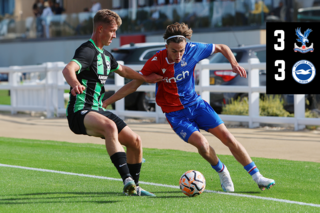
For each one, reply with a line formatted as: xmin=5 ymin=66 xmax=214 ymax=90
xmin=209 ymin=124 xmax=275 ymax=191
xmin=84 ymin=112 xmax=138 ymax=195
xmin=245 ymin=162 xmax=275 ymax=191
xmin=119 ymin=126 xmax=156 ymax=196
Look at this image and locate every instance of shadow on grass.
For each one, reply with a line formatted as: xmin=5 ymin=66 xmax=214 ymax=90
xmin=0 ymin=191 xmax=122 ymax=205
xmin=12 ymin=192 xmax=120 ymax=196
xmin=0 ymin=195 xmax=113 ymax=201
xmin=1 ymin=191 xmax=189 ymax=201
xmin=0 ymin=200 xmax=118 ymax=205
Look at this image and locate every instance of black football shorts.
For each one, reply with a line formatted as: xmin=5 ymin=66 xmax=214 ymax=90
xmin=67 ymin=108 xmax=127 ymax=135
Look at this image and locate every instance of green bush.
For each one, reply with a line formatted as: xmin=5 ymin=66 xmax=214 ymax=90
xmin=221 ymin=95 xmax=312 ymax=117
xmin=259 ymin=95 xmax=293 ymax=117
xmin=221 ymin=97 xmax=249 ymax=115
xmin=305 ymin=110 xmax=320 ymax=118
xmin=221 ymin=95 xmax=320 ymax=118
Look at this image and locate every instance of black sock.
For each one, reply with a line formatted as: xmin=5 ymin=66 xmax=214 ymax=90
xmin=110 ymin=152 xmax=131 ymax=182
xmin=128 ymin=163 xmax=142 ymax=186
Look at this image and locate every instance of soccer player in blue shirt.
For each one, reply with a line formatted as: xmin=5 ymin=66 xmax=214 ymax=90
xmin=103 ymin=22 xmax=275 ymax=192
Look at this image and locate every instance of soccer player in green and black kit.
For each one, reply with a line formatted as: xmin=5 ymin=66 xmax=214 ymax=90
xmin=62 ymin=9 xmax=162 ymax=196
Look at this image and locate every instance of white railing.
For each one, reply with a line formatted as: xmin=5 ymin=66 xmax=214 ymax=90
xmin=0 ymin=62 xmax=67 ymax=118
xmin=0 ymin=60 xmax=319 ymax=130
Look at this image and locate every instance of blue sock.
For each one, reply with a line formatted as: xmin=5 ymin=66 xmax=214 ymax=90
xmin=244 ymin=162 xmax=259 ymax=176
xmin=211 ymin=159 xmax=225 ymax=173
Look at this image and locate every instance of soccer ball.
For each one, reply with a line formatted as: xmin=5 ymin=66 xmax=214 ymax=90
xmin=179 ymin=170 xmax=206 ymax=197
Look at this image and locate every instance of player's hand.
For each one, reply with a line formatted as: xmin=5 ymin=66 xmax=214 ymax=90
xmin=144 ymin=73 xmax=163 ymax=83
xmin=232 ymin=65 xmax=247 ymax=78
xmin=71 ymin=84 xmax=85 ymax=96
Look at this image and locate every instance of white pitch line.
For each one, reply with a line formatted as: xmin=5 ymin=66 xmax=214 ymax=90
xmin=1 ymin=163 xmax=319 ymax=208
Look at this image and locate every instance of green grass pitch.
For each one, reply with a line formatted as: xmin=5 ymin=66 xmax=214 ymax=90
xmin=0 ymin=137 xmax=319 ymax=212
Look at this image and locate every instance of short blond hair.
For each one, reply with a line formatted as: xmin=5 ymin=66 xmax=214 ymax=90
xmin=163 ymin=22 xmax=193 ymax=44
xmin=93 ymin=9 xmax=122 ymax=28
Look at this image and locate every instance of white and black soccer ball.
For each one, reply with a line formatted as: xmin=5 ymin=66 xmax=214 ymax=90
xmin=179 ymin=170 xmax=206 ymax=197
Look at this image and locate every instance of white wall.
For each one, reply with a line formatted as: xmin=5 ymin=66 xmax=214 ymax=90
xmin=0 ymin=30 xmax=262 ymax=67
xmin=146 ymin=30 xmax=262 ymax=48
xmin=296 ymin=0 xmax=314 ymax=8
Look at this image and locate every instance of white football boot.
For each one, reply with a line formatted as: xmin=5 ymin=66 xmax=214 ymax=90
xmin=218 ymin=166 xmax=234 ymax=192
xmin=253 ymin=172 xmax=275 ymax=191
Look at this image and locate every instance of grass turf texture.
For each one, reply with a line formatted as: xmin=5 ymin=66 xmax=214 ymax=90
xmin=0 ymin=90 xmax=10 ymax=105
xmin=0 ymin=137 xmax=319 ymax=213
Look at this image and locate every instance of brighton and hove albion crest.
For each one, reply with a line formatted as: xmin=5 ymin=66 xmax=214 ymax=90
xmin=292 ymin=60 xmax=316 ymax=84
xmin=294 ymin=28 xmax=314 ymax=53
xmin=106 ymin=60 xmax=111 ymax=70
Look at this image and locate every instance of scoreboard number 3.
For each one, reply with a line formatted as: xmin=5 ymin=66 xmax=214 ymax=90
xmin=274 ymin=30 xmax=285 ymax=51
xmin=274 ymin=30 xmax=285 ymax=80
xmin=274 ymin=60 xmax=285 ymax=81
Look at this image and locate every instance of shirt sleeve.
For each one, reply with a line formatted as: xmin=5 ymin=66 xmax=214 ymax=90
xmin=109 ymin=52 xmax=120 ymax=72
xmin=140 ymin=53 xmax=161 ymax=76
xmin=190 ymin=42 xmax=215 ymax=62
xmin=72 ymin=45 xmax=95 ymax=73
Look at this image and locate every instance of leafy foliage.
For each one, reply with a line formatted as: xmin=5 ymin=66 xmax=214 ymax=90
xmin=222 ymin=95 xmax=318 ymax=118
xmin=259 ymin=95 xmax=292 ymax=117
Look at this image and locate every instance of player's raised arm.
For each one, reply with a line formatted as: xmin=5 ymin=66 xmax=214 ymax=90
xmin=214 ymin=44 xmax=247 ymax=78
xmin=103 ymin=60 xmax=162 ymax=109
xmin=115 ymin=65 xmax=163 ymax=83
xmin=62 ymin=61 xmax=86 ymax=96
xmin=102 ymin=79 xmax=144 ymax=109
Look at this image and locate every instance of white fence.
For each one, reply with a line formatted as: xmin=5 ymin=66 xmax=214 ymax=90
xmin=0 ymin=60 xmax=319 ymax=131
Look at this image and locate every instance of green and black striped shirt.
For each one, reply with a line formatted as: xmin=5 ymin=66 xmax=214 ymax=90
xmin=67 ymin=39 xmax=119 ymax=115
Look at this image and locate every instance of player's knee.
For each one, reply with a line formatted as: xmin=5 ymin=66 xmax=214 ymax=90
xmin=124 ymin=133 xmax=142 ymax=151
xmin=132 ymin=134 xmax=142 ymax=151
xmin=197 ymin=140 xmax=210 ymax=154
xmin=101 ymin=120 xmax=118 ymax=137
